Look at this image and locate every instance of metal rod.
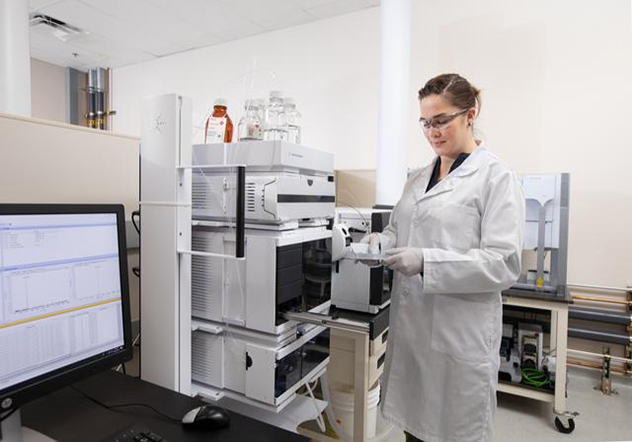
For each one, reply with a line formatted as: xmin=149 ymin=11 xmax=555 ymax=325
xmin=283 ymin=311 xmax=370 ymax=334
xmin=568 ymin=348 xmax=632 ymax=364
xmin=568 ymin=359 xmax=627 ymax=374
xmin=571 ymin=295 xmax=631 ymax=306
xmin=568 ymin=327 xmax=631 ymax=346
xmin=569 ymin=283 xmax=632 ymax=293
xmin=569 ymin=306 xmax=631 ymax=325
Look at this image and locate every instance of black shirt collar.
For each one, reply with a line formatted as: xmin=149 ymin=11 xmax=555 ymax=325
xmin=426 ymin=152 xmax=470 ymax=193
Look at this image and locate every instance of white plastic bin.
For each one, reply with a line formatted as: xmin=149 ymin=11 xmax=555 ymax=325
xmin=330 ymin=383 xmax=381 ymax=440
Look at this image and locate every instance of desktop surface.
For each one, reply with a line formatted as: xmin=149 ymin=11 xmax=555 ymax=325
xmin=21 ymin=370 xmax=308 ymax=442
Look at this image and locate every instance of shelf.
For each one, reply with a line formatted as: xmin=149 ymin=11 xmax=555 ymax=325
xmin=497 ymin=381 xmax=554 ymax=403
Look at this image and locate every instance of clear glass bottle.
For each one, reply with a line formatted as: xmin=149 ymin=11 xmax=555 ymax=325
xmin=264 ymin=91 xmax=287 ymax=141
xmin=238 ymin=99 xmax=264 ymax=141
xmin=283 ymin=97 xmax=301 ymax=144
xmin=254 ymin=98 xmax=266 ymax=124
xmin=204 ymin=98 xmax=233 ymax=143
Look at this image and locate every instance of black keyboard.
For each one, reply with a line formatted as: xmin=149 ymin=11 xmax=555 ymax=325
xmin=105 ymin=426 xmax=169 ymax=442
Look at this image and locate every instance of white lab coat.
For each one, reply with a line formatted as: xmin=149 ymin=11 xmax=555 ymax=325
xmin=379 ymin=145 xmax=524 ymax=442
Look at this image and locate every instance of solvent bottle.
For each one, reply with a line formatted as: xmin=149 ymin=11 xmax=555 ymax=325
xmin=205 ymin=98 xmax=233 ymax=143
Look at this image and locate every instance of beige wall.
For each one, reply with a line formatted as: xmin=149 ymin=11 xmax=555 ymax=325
xmin=0 ymin=113 xmax=141 ymax=321
xmin=30 ymin=58 xmax=66 ymax=123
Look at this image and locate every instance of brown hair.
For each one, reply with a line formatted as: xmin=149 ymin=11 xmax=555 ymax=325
xmin=418 ymin=73 xmax=481 ymax=117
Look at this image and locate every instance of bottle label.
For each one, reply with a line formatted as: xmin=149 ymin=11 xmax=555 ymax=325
xmin=206 ymin=117 xmax=227 ymax=143
xmin=247 ymin=122 xmax=263 ymax=140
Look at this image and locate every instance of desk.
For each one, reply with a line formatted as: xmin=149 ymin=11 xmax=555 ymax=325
xmin=21 ymin=370 xmax=307 ymax=442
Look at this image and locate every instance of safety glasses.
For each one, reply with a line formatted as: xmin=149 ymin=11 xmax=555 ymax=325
xmin=419 ymin=108 xmax=469 ymax=131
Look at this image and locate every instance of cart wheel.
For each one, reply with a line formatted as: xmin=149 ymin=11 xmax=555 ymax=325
xmin=554 ymin=416 xmax=575 ymax=434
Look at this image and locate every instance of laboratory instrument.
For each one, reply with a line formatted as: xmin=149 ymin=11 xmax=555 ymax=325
xmin=192 ymin=141 xmax=335 ymax=229
xmin=515 ymin=173 xmax=570 ymax=295
xmin=140 ymin=94 xmax=338 ymax=418
xmin=192 ymin=323 xmax=329 ymax=409
xmin=331 ymin=208 xmax=392 ymax=314
xmin=191 ymin=226 xmax=332 ymax=335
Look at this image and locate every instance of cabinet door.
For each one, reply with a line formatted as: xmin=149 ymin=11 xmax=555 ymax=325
xmin=245 ymin=343 xmax=276 ymax=404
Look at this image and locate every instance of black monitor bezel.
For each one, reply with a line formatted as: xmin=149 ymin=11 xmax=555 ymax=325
xmin=0 ymin=204 xmax=133 ymax=411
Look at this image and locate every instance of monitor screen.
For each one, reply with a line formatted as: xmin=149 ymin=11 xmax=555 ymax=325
xmin=0 ymin=205 xmax=132 ymax=411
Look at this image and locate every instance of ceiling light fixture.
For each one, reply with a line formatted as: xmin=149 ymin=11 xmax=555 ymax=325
xmin=29 ymin=13 xmax=88 ymax=42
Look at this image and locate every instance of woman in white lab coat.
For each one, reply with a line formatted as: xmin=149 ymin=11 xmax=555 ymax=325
xmin=362 ymin=74 xmax=525 ymax=442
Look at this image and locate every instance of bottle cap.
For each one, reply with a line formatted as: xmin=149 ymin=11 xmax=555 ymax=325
xmin=269 ymin=90 xmax=283 ymax=100
xmin=214 ymin=98 xmax=228 ymax=107
xmin=283 ymin=97 xmax=296 ymax=106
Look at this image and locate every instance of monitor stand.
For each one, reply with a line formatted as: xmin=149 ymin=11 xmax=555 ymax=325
xmin=0 ymin=410 xmax=56 ymax=442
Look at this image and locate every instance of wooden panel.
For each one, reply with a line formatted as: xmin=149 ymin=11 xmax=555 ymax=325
xmin=335 ymin=169 xmax=376 ymax=209
xmin=0 ymin=113 xmax=139 ymax=217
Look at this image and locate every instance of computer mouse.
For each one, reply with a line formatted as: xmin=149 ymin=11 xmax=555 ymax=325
xmin=182 ymin=405 xmax=230 ymax=429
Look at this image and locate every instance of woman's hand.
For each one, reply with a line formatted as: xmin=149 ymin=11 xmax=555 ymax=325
xmin=384 ymin=247 xmax=424 ymax=277
xmin=359 ymin=233 xmax=381 ymax=254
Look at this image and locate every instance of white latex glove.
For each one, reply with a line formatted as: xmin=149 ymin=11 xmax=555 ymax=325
xmin=359 ymin=233 xmax=381 ymax=254
xmin=383 ymin=247 xmax=424 ymax=277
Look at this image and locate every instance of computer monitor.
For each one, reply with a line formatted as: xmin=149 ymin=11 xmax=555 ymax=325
xmin=0 ymin=204 xmax=133 ymax=440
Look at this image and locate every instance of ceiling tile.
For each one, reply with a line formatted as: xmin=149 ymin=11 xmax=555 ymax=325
xmin=256 ymin=10 xmax=314 ymax=31
xmin=307 ymin=0 xmax=369 ymax=19
xmin=172 ymin=31 xmax=225 ymax=51
xmin=69 ymin=34 xmax=155 ymax=64
xmin=37 ymin=0 xmax=186 ymax=56
xmin=30 ymin=24 xmax=155 ymax=69
xmin=218 ymin=21 xmax=266 ymax=43
xmin=29 ymin=0 xmax=377 ymax=69
xmin=78 ymin=0 xmax=197 ymax=49
xmin=146 ymin=0 xmax=253 ymax=33
xmin=29 ymin=0 xmax=64 ymax=11
xmin=294 ymin=0 xmax=340 ymax=10
xmin=223 ymin=0 xmax=306 ymax=24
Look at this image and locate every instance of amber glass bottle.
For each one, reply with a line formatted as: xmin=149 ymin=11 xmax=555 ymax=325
xmin=205 ymin=98 xmax=233 ymax=143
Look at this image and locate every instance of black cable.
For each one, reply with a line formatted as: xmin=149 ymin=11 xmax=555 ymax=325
xmin=131 ymin=210 xmax=140 ymax=234
xmin=131 ymin=208 xmax=141 ymax=377
xmin=70 ymin=386 xmax=181 ymax=423
xmin=0 ymin=408 xmax=18 ymax=424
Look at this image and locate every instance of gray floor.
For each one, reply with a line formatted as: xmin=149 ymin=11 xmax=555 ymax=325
xmin=495 ymin=368 xmax=632 ymax=442
xmin=388 ymin=367 xmax=632 ymax=442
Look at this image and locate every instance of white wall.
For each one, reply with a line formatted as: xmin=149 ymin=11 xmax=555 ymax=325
xmin=113 ymin=0 xmax=632 ymax=287
xmin=30 ymin=58 xmax=66 ymax=122
xmin=112 ymin=8 xmax=380 ymax=170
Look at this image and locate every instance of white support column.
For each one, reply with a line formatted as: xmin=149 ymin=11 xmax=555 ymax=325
xmin=376 ymin=0 xmax=411 ymax=206
xmin=0 ymin=0 xmax=31 ymax=116
xmin=140 ymin=94 xmax=192 ymax=393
